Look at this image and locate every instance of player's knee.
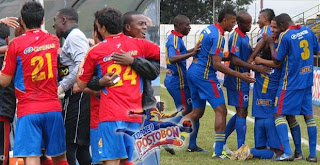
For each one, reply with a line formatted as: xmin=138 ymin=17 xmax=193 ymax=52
xmin=236 ymin=107 xmax=248 ymax=118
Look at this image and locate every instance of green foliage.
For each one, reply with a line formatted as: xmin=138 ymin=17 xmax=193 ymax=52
xmin=160 ymin=0 xmax=253 ymax=24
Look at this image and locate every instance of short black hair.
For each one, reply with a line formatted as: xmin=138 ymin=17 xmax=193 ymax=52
xmin=93 ymin=23 xmax=103 ymax=41
xmin=274 ymin=13 xmax=293 ymax=30
xmin=218 ymin=8 xmax=236 ymax=23
xmin=21 ymin=1 xmax=44 ymax=29
xmin=95 ymin=7 xmax=123 ymax=34
xmin=236 ymin=11 xmax=250 ymax=22
xmin=123 ymin=11 xmax=142 ymax=25
xmin=0 ymin=23 xmax=9 ymax=40
xmin=260 ymin=8 xmax=275 ymax=23
xmin=58 ymin=8 xmax=78 ymax=23
xmin=173 ymin=15 xmax=189 ymax=27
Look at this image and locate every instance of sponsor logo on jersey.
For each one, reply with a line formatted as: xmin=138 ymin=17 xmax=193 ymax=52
xmin=256 ymin=99 xmax=272 ymax=106
xmin=291 ymin=30 xmax=308 ymax=39
xmin=24 ymin=47 xmax=33 ymax=54
xmin=300 ymin=65 xmax=312 ymax=74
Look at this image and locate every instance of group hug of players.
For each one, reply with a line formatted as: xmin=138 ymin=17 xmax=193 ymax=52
xmin=0 ymin=1 xmax=161 ymax=165
xmin=164 ymin=8 xmax=318 ymax=162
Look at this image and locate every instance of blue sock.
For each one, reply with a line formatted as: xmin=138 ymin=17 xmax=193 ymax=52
xmin=250 ymin=148 xmax=275 ymax=159
xmin=275 ymin=116 xmax=292 ymax=155
xmin=289 ymin=120 xmax=302 ymax=153
xmin=306 ymin=117 xmax=317 ymax=157
xmin=225 ymin=114 xmax=236 ymax=144
xmin=215 ymin=132 xmax=225 ymax=155
xmin=188 ymin=119 xmax=199 ymax=148
xmin=235 ymin=116 xmax=247 ymax=149
xmin=168 ymin=115 xmax=182 ymax=124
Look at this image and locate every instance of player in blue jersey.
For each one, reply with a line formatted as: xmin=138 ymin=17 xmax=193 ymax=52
xmin=181 ymin=9 xmax=255 ymax=159
xmin=164 ymin=15 xmax=204 ymax=152
xmin=264 ymin=13 xmax=318 ymax=162
xmin=223 ymin=11 xmax=270 ymax=150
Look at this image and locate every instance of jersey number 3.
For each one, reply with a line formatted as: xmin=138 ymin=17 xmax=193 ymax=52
xmin=300 ymin=40 xmax=310 ymax=60
xmin=31 ymin=53 xmax=53 ymax=81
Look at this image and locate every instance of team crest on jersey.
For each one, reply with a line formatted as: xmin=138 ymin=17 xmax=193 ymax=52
xmin=243 ymin=95 xmax=249 ymax=102
xmin=103 ymin=56 xmax=112 ymax=62
xmin=24 ymin=47 xmax=33 ymax=54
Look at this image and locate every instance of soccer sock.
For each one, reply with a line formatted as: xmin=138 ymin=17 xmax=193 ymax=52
xmin=235 ymin=116 xmax=247 ymax=149
xmin=188 ymin=119 xmax=199 ymax=148
xmin=215 ymin=132 xmax=225 ymax=155
xmin=224 ymin=114 xmax=236 ymax=144
xmin=275 ymin=116 xmax=292 ymax=155
xmin=169 ymin=115 xmax=182 ymax=124
xmin=306 ymin=117 xmax=317 ymax=157
xmin=55 ymin=160 xmax=68 ymax=165
xmin=289 ymin=120 xmax=302 ymax=153
xmin=250 ymin=148 xmax=274 ymax=159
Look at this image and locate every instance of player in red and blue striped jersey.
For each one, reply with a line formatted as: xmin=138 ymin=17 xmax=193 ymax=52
xmin=164 ymin=15 xmax=204 ymax=152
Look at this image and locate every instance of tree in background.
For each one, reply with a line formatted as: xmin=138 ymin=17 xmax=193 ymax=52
xmin=160 ymin=0 xmax=253 ymax=24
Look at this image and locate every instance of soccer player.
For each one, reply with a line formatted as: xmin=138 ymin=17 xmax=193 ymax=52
xmin=0 ymin=22 xmax=16 ymax=165
xmin=0 ymin=2 xmax=67 ymax=165
xmin=223 ymin=11 xmax=270 ymax=150
xmin=181 ymin=8 xmax=255 ymax=159
xmin=53 ymin=8 xmax=91 ymax=165
xmin=164 ymin=15 xmax=204 ymax=152
xmin=267 ymin=13 xmax=318 ymax=162
xmin=77 ymin=7 xmax=159 ymax=165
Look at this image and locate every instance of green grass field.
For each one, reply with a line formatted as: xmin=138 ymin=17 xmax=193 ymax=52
xmin=159 ymin=69 xmax=320 ymax=165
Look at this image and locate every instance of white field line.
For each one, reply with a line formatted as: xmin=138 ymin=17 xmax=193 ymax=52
xmin=160 ymin=84 xmax=320 ymax=151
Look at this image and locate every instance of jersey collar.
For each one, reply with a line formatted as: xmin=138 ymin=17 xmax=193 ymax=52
xmin=26 ymin=29 xmax=42 ymax=34
xmin=64 ymin=26 xmax=78 ymax=39
xmin=235 ymin=28 xmax=246 ymax=38
xmin=288 ymin=25 xmax=301 ymax=29
xmin=171 ymin=30 xmax=184 ymax=37
xmin=214 ymin=23 xmax=225 ymax=36
xmin=105 ymin=33 xmax=125 ymax=39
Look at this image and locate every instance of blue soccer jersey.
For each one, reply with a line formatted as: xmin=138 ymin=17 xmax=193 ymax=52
xmin=189 ymin=23 xmax=225 ymax=80
xmin=257 ymin=25 xmax=272 ymax=41
xmin=275 ymin=25 xmax=319 ymax=90
xmin=164 ymin=30 xmax=188 ymax=88
xmin=224 ymin=28 xmax=252 ymax=91
xmin=252 ymin=38 xmax=281 ymax=118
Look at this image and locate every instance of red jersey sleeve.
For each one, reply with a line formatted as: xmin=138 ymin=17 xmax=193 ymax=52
xmin=1 ymin=41 xmax=17 ymax=76
xmin=139 ymin=40 xmax=160 ymax=60
xmin=78 ymin=47 xmax=97 ymax=83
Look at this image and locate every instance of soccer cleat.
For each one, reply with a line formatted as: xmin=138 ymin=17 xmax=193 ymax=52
xmin=163 ymin=145 xmax=175 ymax=155
xmin=273 ymin=153 xmax=294 ymax=161
xmin=187 ymin=146 xmax=209 ymax=153
xmin=179 ymin=126 xmax=193 ymax=133
xmin=212 ymin=143 xmax=234 ymax=155
xmin=212 ymin=151 xmax=231 ymax=159
xmin=294 ymin=151 xmax=303 ymax=160
xmin=231 ymin=144 xmax=252 ymax=161
xmin=306 ymin=156 xmax=317 ymax=163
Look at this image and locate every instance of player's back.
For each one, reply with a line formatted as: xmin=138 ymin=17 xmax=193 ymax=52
xmin=275 ymin=25 xmax=318 ymax=90
xmin=3 ymin=30 xmax=61 ymax=117
xmin=190 ymin=24 xmax=225 ymax=79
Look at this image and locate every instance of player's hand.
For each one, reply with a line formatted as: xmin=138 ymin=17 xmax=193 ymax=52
xmin=112 ymin=50 xmax=134 ymax=65
xmin=129 ymin=111 xmax=135 ymax=115
xmin=99 ymin=72 xmax=119 ymax=87
xmin=264 ymin=36 xmax=274 ymax=46
xmin=254 ymin=56 xmax=263 ymax=65
xmin=255 ymin=64 xmax=271 ymax=75
xmin=57 ymin=86 xmax=65 ymax=99
xmin=0 ymin=17 xmax=19 ymax=28
xmin=72 ymin=83 xmax=81 ymax=93
xmin=191 ymin=41 xmax=201 ymax=56
xmin=239 ymin=72 xmax=255 ymax=83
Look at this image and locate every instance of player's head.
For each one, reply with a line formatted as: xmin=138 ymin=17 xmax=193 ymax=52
xmin=274 ymin=13 xmax=293 ymax=32
xmin=173 ymin=15 xmax=191 ymax=36
xmin=270 ymin=18 xmax=280 ymax=38
xmin=20 ymin=1 xmax=44 ymax=29
xmin=236 ymin=11 xmax=252 ymax=33
xmin=94 ymin=7 xmax=123 ymax=38
xmin=0 ymin=23 xmax=9 ymax=44
xmin=218 ymin=8 xmax=236 ymax=32
xmin=53 ymin=8 xmax=78 ymax=38
xmin=93 ymin=23 xmax=103 ymax=44
xmin=258 ymin=8 xmax=275 ymax=28
xmin=14 ymin=17 xmax=25 ymax=37
xmin=123 ymin=11 xmax=147 ymax=39
xmin=156 ymin=102 xmax=164 ymax=112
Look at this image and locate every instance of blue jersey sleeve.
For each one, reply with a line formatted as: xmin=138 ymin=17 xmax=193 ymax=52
xmin=257 ymin=26 xmax=271 ymax=41
xmin=274 ymin=31 xmax=289 ymax=61
xmin=310 ymin=30 xmax=319 ymax=53
xmin=229 ymin=32 xmax=241 ymax=58
xmin=210 ymin=30 xmax=224 ymax=57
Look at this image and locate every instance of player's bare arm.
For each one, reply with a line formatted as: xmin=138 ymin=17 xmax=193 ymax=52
xmin=212 ymin=55 xmax=255 ymax=83
xmin=230 ymin=53 xmax=271 ymax=74
xmin=168 ymin=41 xmax=200 ymax=63
xmin=0 ymin=72 xmax=12 ymax=87
xmin=247 ymin=38 xmax=266 ymax=63
xmin=0 ymin=46 xmax=7 ymax=54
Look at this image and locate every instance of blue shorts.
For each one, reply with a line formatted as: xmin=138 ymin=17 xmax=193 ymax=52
xmin=187 ymin=73 xmax=225 ymax=109
xmin=13 ymin=111 xmax=66 ymax=157
xmin=166 ymin=85 xmax=192 ymax=112
xmin=226 ymin=89 xmax=249 ymax=108
xmin=90 ymin=128 xmax=102 ymax=164
xmin=274 ymin=87 xmax=312 ymax=115
xmin=252 ymin=84 xmax=277 ymax=118
xmin=254 ymin=118 xmax=281 ymax=150
xmin=98 ymin=121 xmax=141 ymax=161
